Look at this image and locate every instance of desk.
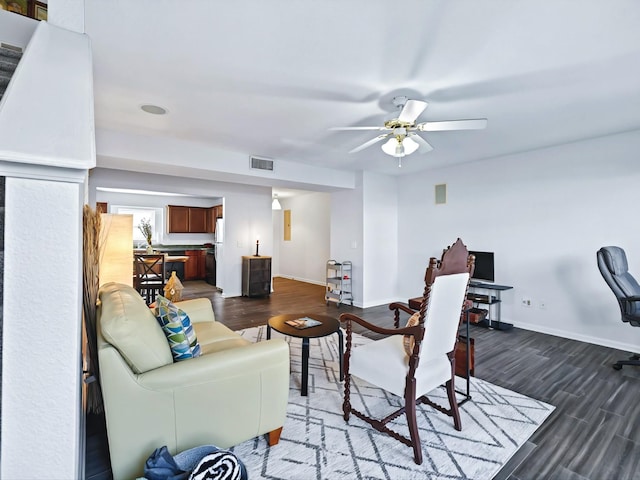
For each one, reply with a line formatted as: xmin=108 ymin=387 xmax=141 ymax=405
xmin=467 ymin=281 xmax=513 ymax=330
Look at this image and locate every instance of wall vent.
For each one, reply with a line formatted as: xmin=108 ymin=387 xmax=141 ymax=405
xmin=250 ymin=156 xmax=274 ymax=172
xmin=435 ymin=183 xmax=447 ymax=205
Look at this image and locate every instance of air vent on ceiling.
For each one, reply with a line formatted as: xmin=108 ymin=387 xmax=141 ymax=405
xmin=250 ymin=156 xmax=274 ymax=172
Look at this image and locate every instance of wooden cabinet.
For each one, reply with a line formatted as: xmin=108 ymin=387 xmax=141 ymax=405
xmin=167 ymin=205 xmax=190 ymax=233
xmin=184 ymin=250 xmax=206 ymax=280
xmin=168 ymin=205 xmax=219 ymax=234
xmin=188 ymin=207 xmax=207 ymax=233
xmin=205 ymin=205 xmax=223 ymax=233
xmin=242 ymin=256 xmax=272 ymax=297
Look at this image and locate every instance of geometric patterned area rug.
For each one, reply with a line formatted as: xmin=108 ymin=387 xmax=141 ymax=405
xmin=232 ymin=326 xmax=554 ymax=480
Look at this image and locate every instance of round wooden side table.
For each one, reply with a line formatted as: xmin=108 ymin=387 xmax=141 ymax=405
xmin=267 ymin=313 xmax=344 ymax=396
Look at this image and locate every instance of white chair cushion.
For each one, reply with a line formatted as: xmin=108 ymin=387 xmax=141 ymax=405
xmin=350 ymin=335 xmax=451 ymax=398
xmin=422 ymin=272 xmax=469 ymax=357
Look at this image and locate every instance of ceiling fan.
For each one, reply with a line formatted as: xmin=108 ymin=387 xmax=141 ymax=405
xmin=331 ymin=96 xmax=487 ymax=167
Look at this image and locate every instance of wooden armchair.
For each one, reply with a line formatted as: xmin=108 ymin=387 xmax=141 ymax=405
xmin=339 ymin=238 xmax=474 ymax=464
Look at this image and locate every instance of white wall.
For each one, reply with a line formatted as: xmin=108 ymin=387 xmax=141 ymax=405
xmin=363 ymin=171 xmax=398 ymax=307
xmin=328 ymin=171 xmax=401 ymax=308
xmin=89 ymin=168 xmax=272 ymax=297
xmin=397 ymin=130 xmax=640 ymax=353
xmin=0 ymin=20 xmax=95 ymax=170
xmin=274 ymin=192 xmax=330 ymax=285
xmin=96 ymin=128 xmax=357 ymax=192
xmin=330 ymin=175 xmax=364 ymax=305
xmin=0 ymin=9 xmax=37 ymax=49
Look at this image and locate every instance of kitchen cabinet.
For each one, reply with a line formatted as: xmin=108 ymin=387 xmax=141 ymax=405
xmin=167 ymin=206 xmax=190 ymax=233
xmin=205 ymin=205 xmax=223 ymax=233
xmin=168 ymin=205 xmax=215 ymax=234
xmin=184 ymin=249 xmax=206 ymax=280
xmin=242 ymin=256 xmax=271 ymax=297
xmin=188 ymin=207 xmax=207 ymax=233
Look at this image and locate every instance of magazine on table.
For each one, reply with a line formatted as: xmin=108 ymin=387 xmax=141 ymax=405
xmin=285 ymin=317 xmax=322 ymax=329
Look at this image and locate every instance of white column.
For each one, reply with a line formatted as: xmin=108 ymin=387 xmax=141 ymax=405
xmin=1 ymin=168 xmax=85 ymax=479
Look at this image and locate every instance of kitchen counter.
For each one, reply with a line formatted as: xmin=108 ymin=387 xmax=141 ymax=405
xmin=133 ymin=245 xmax=215 ymax=282
xmin=154 ymin=244 xmax=214 ymax=252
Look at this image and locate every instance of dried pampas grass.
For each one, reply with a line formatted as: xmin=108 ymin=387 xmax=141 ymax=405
xmin=82 ymin=205 xmax=103 ymax=414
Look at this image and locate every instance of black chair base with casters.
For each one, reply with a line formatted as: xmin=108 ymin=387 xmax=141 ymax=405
xmin=596 ymin=246 xmax=640 ymax=370
xmin=613 ymin=353 xmax=640 ymax=370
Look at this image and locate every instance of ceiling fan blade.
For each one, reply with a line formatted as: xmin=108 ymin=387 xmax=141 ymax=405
xmin=397 ymin=100 xmax=428 ymax=123
xmin=330 ymin=126 xmax=387 ymax=131
xmin=349 ymin=134 xmax=389 ymax=153
xmin=416 ymin=118 xmax=488 ymax=132
xmin=408 ymin=133 xmax=433 ymax=153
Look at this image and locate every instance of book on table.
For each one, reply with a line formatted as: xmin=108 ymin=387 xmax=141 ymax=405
xmin=285 ymin=317 xmax=322 ymax=329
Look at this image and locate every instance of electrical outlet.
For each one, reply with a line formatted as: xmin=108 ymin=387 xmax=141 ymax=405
xmin=521 ymin=297 xmax=532 ymax=307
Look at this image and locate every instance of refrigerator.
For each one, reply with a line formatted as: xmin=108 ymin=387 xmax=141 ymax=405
xmin=214 ymin=218 xmax=224 ymax=291
xmin=214 ymin=218 xmax=224 ymax=244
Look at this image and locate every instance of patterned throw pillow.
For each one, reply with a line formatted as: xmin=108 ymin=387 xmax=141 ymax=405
xmin=403 ymin=312 xmax=421 ymax=357
xmin=155 ymin=295 xmax=202 ymax=361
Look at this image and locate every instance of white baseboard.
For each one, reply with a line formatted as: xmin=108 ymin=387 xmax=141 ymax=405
xmin=274 ymin=274 xmax=325 ymax=287
xmin=509 ymin=318 xmax=639 ymax=354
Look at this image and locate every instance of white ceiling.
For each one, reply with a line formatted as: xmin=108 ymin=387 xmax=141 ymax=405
xmin=85 ymin=1 xmax=640 ymax=177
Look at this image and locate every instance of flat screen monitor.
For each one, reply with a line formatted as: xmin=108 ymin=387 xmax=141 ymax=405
xmin=469 ymin=251 xmax=494 ymax=282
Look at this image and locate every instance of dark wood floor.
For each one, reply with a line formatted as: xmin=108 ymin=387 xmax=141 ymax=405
xmin=87 ymin=278 xmax=640 ymax=480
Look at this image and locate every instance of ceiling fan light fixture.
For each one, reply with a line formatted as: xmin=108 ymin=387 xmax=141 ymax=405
xmin=402 ymin=136 xmax=420 ymax=155
xmin=395 ymin=142 xmax=405 ymax=157
xmin=381 ymin=137 xmax=401 ymax=157
xmin=272 ymin=194 xmax=282 ymax=210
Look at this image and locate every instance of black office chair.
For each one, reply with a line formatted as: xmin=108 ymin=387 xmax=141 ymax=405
xmin=596 ymin=246 xmax=640 ymax=370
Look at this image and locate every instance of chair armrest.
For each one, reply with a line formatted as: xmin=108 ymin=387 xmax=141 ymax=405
xmin=388 ymin=302 xmax=417 ymax=328
xmin=138 ymin=338 xmax=289 ymax=389
xmin=339 ymin=312 xmax=422 ymax=337
xmin=174 ymin=298 xmax=215 ymax=323
xmin=623 ymin=295 xmax=640 ymax=302
xmin=388 ymin=302 xmax=417 ymax=315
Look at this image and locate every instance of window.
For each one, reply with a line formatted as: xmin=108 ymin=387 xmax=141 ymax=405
xmin=112 ymin=206 xmax=161 ymax=245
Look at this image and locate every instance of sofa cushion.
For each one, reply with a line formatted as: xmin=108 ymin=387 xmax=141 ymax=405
xmin=155 ymin=295 xmax=202 ymax=361
xmin=98 ymin=282 xmax=173 ymax=373
xmin=194 ymin=321 xmax=248 ymax=345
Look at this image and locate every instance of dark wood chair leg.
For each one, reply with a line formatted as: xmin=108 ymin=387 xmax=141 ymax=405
xmin=267 ymin=427 xmax=283 ymax=446
xmin=405 ymin=381 xmax=423 ymax=465
xmin=446 ymin=379 xmax=462 ymax=431
xmin=343 ymin=372 xmax=351 ymax=421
